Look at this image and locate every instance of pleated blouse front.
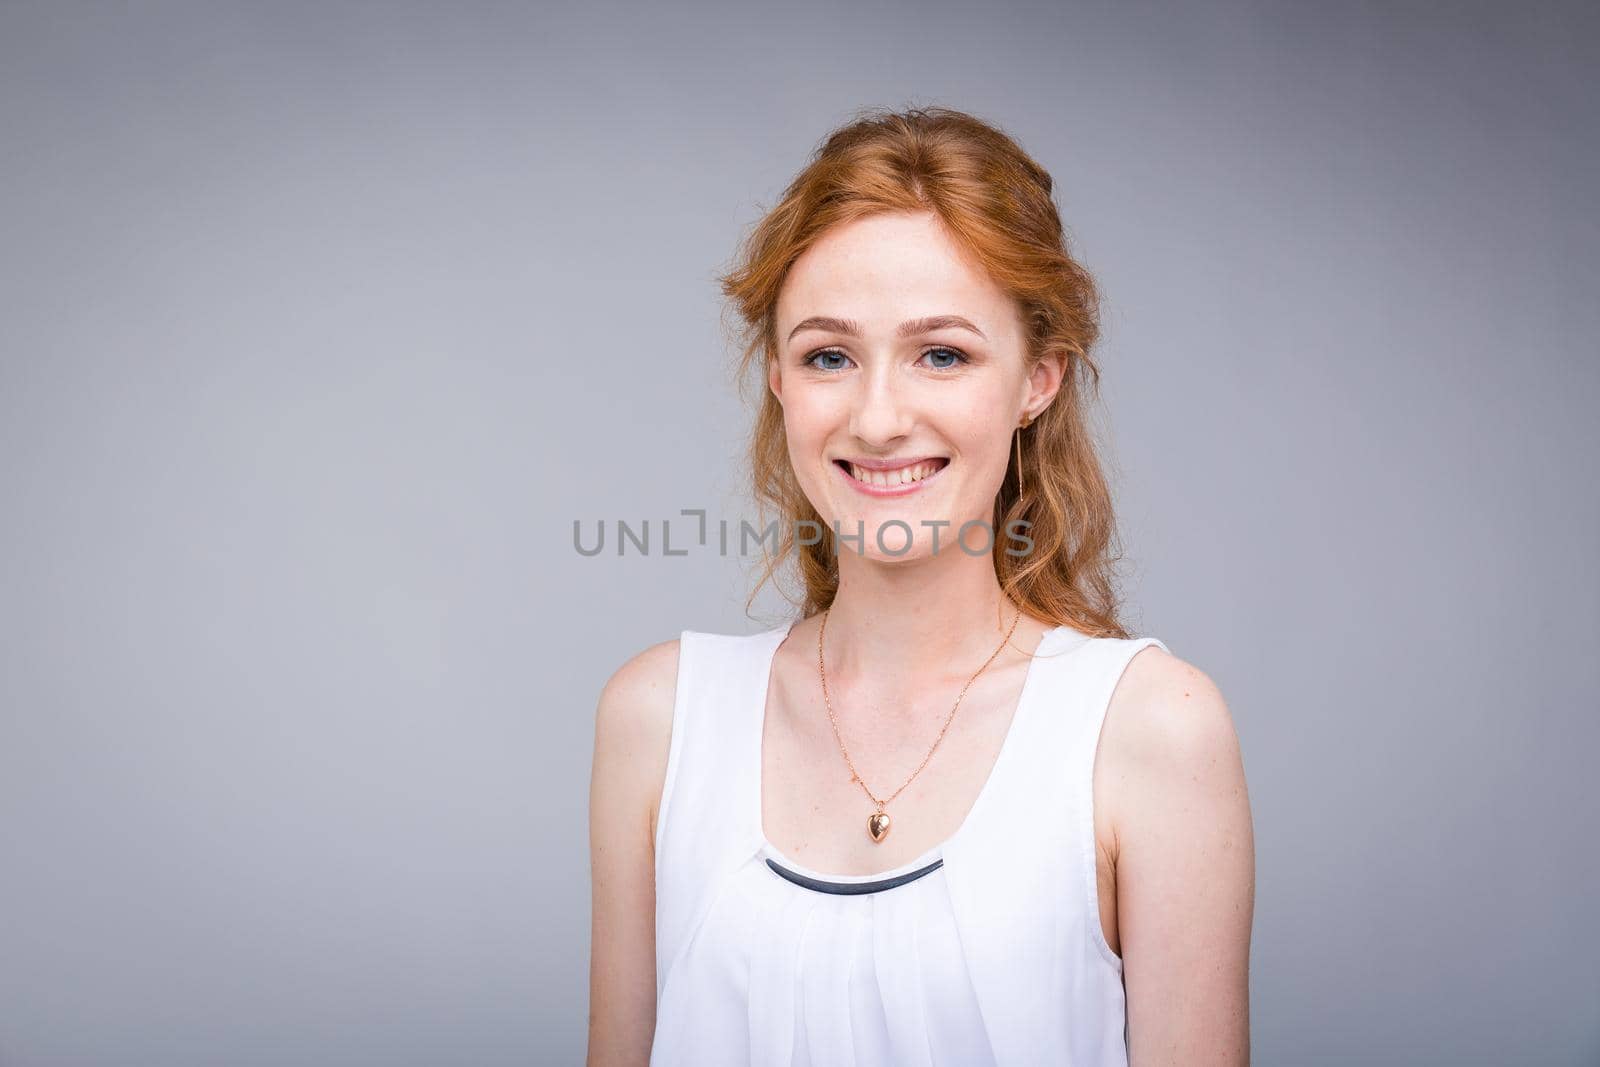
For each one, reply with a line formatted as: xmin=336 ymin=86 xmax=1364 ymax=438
xmin=651 ymin=838 xmax=995 ymax=1067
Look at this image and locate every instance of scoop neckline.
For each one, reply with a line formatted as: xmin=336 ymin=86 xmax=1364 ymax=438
xmin=753 ymin=617 xmax=1081 ymax=882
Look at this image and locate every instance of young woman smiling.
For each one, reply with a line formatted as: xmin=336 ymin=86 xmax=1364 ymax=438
xmin=588 ymin=107 xmax=1254 ymax=1066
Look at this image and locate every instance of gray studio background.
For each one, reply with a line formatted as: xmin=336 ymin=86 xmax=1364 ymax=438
xmin=2 ymin=3 xmax=1596 ymax=1065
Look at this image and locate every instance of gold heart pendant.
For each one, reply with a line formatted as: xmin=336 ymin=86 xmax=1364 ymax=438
xmin=867 ymin=811 xmax=891 ymax=843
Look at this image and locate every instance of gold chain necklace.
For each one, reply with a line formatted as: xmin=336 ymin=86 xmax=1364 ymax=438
xmin=816 ymin=606 xmax=1023 ymax=844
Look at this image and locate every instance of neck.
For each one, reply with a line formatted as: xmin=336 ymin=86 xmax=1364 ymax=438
xmin=820 ymin=544 xmax=1028 ymax=683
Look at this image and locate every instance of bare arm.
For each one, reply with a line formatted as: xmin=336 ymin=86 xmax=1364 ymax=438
xmin=1103 ymin=647 xmax=1255 ymax=1065
xmin=587 ymin=638 xmax=680 ymax=1066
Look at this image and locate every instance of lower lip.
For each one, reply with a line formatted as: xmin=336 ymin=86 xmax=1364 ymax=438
xmin=833 ymin=459 xmax=949 ymax=497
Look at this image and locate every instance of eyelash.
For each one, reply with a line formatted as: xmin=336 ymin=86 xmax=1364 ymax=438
xmin=802 ymin=346 xmax=971 ymax=371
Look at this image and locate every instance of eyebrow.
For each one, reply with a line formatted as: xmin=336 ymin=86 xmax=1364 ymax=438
xmin=785 ymin=314 xmax=988 ymax=343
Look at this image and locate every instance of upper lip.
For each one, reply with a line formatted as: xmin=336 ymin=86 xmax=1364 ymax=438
xmin=836 ymin=456 xmax=948 ymax=471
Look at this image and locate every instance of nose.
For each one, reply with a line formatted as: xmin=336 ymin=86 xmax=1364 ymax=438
xmin=849 ymin=359 xmax=914 ymax=447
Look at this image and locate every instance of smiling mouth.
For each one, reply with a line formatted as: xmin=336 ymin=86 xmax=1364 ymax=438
xmin=834 ymin=457 xmax=949 ymax=488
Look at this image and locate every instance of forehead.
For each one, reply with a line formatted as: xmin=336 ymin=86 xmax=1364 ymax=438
xmin=776 ymin=211 xmax=1017 ymax=337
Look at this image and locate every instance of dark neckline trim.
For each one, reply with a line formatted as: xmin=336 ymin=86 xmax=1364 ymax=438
xmin=764 ymin=855 xmax=945 ymax=895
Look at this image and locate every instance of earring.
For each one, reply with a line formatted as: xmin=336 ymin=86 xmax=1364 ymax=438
xmin=1014 ymin=412 xmax=1032 ymax=502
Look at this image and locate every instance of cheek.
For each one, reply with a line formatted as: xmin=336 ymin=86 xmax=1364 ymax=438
xmin=953 ymin=414 xmax=1006 ymax=459
xmin=779 ymin=401 xmax=833 ymax=477
xmin=779 ymin=391 xmax=841 ymax=445
xmin=951 ymin=419 xmax=1014 ymax=489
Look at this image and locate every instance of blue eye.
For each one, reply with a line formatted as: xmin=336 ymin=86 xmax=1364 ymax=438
xmin=921 ymin=346 xmax=969 ymax=370
xmin=803 ymin=348 xmax=852 ymax=371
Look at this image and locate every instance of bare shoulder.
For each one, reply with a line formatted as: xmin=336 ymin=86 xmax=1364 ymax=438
xmin=597 ymin=636 xmax=682 ymax=729
xmin=1101 ymin=642 xmax=1243 ymax=781
xmin=1095 ymin=642 xmax=1250 ymax=860
xmin=592 ymin=636 xmax=684 ymax=846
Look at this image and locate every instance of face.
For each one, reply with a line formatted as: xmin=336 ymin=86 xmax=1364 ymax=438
xmin=769 ymin=210 xmax=1063 ymax=563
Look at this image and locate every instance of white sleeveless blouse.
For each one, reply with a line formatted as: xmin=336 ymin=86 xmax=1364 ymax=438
xmin=651 ymin=619 xmax=1170 ymax=1066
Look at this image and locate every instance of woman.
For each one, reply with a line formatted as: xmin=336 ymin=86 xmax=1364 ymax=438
xmin=589 ymin=106 xmax=1254 ymax=1066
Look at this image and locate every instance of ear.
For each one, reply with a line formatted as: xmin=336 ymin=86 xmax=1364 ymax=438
xmin=767 ymin=353 xmax=784 ymax=406
xmin=1023 ymin=350 xmax=1067 ymax=417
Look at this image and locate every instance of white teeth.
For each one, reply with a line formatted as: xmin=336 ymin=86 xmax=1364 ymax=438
xmin=847 ymin=460 xmax=942 ymax=487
